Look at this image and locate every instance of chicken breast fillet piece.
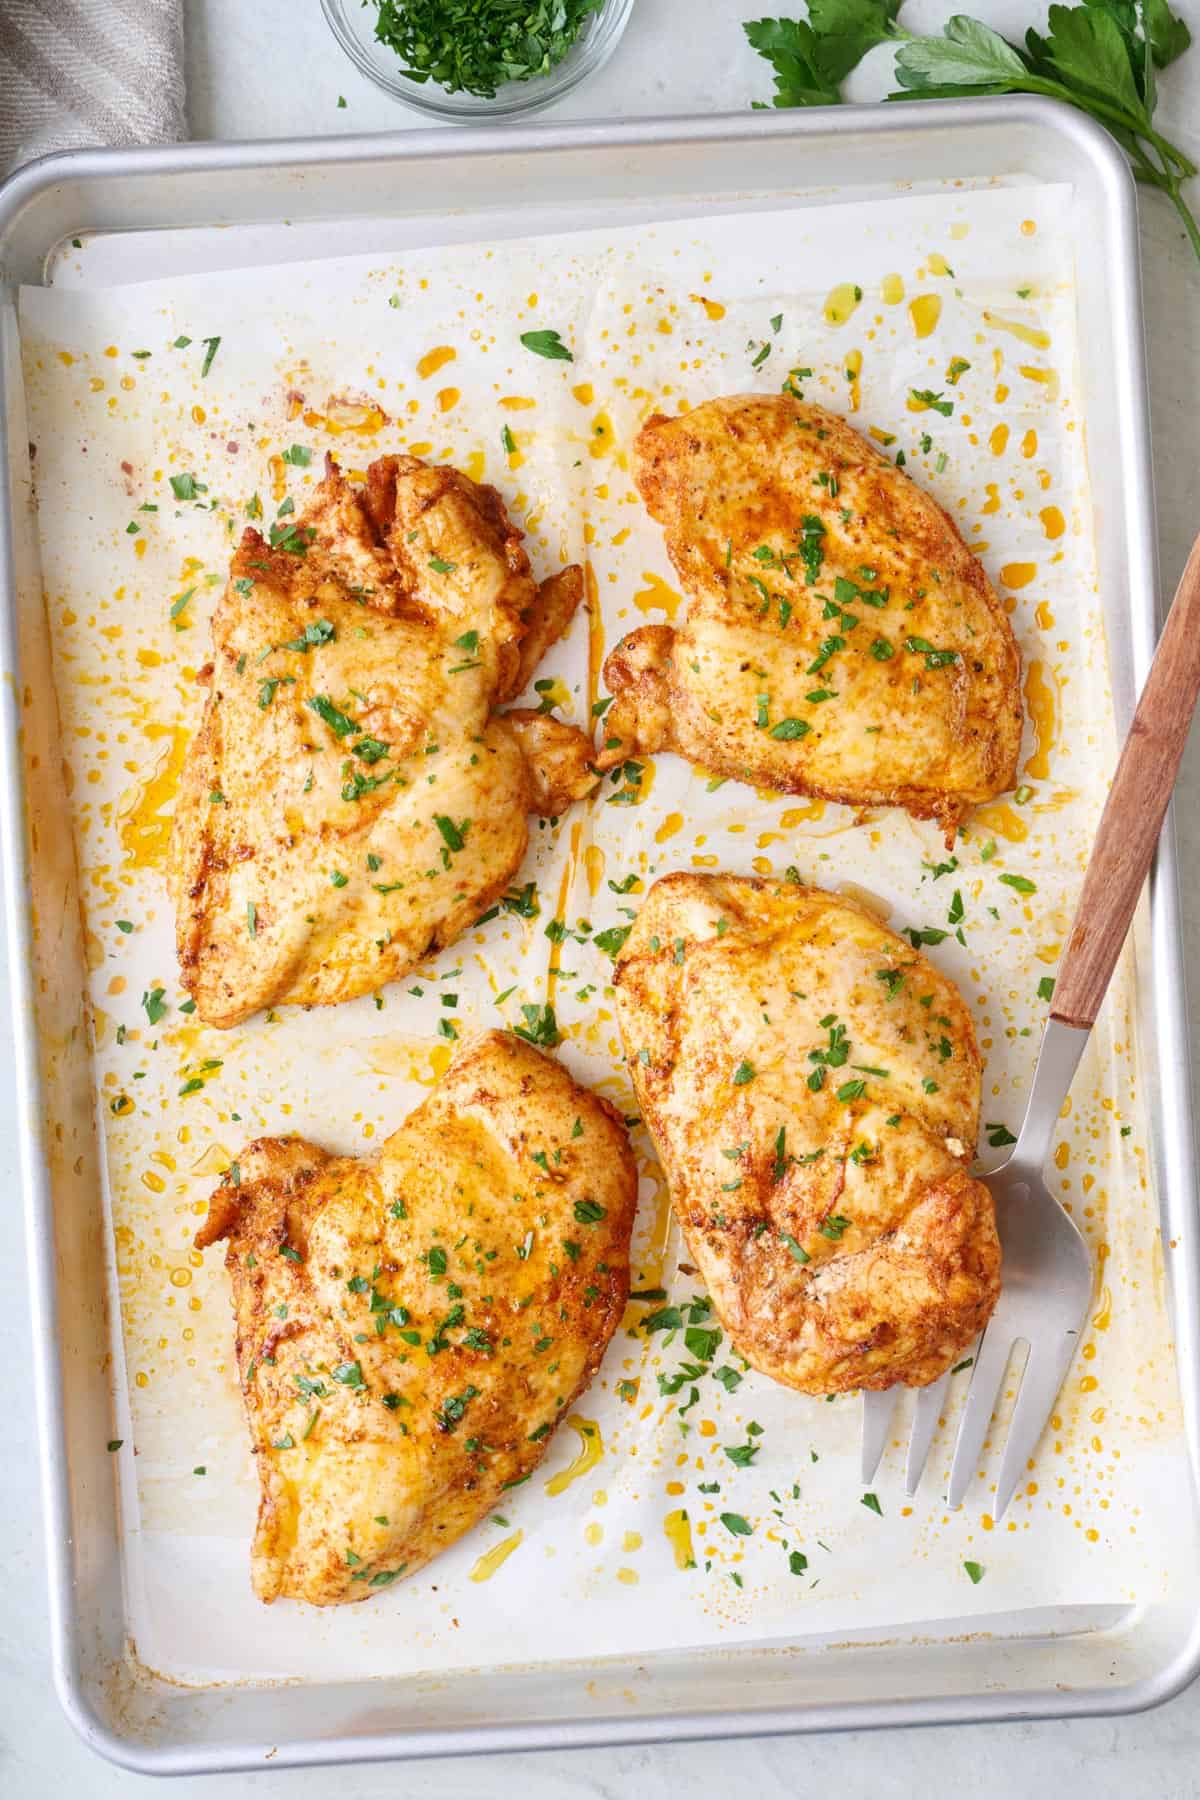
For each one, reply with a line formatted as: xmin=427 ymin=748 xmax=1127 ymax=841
xmin=613 ymin=872 xmax=1000 ymax=1391
xmin=195 ymin=1030 xmax=638 ymax=1605
xmin=169 ymin=454 xmax=596 ymax=1027
xmin=600 ymin=395 xmax=1022 ymax=842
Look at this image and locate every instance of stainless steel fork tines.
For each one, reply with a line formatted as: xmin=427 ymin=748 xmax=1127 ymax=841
xmin=861 ymin=1020 xmax=1094 ymax=1517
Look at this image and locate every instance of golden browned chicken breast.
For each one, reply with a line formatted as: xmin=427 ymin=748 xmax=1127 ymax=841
xmin=170 ymin=454 xmax=597 ymax=1027
xmin=601 ymin=395 xmax=1021 ymax=842
xmin=613 ymin=872 xmax=999 ymax=1392
xmin=195 ymin=1030 xmax=637 ymax=1605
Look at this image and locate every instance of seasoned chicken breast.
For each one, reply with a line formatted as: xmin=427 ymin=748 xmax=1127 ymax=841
xmin=601 ymin=395 xmax=1021 ymax=841
xmin=170 ymin=454 xmax=597 ymax=1027
xmin=195 ymin=1030 xmax=637 ymax=1605
xmin=613 ymin=872 xmax=1000 ymax=1392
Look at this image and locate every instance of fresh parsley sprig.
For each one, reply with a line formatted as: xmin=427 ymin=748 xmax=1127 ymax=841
xmin=744 ymin=2 xmax=1199 ymax=262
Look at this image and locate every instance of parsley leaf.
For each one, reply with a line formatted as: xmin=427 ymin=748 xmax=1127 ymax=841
xmin=520 ymin=328 xmax=573 ymax=362
xmin=745 ymin=2 xmax=901 ymax=107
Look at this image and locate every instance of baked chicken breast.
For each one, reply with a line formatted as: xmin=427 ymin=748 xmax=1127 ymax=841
xmin=170 ymin=454 xmax=596 ymax=1027
xmin=195 ymin=1030 xmax=637 ymax=1605
xmin=613 ymin=872 xmax=1000 ymax=1392
xmin=601 ymin=395 xmax=1021 ymax=841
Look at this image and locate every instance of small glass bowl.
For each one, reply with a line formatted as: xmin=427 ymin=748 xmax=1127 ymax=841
xmin=321 ymin=0 xmax=636 ymax=120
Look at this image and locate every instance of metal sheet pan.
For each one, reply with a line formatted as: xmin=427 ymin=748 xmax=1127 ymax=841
xmin=2 ymin=101 xmax=1198 ymax=1774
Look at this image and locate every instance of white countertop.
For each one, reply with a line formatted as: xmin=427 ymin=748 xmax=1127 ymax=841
xmin=4 ymin=0 xmax=1200 ymax=1791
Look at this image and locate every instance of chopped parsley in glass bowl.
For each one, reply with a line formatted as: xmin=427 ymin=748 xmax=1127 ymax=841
xmin=321 ymin=0 xmax=636 ymax=118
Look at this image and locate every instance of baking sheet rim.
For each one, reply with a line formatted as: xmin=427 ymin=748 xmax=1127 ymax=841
xmin=3 ymin=99 xmax=1199 ymax=1769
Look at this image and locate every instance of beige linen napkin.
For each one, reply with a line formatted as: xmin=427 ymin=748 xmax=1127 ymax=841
xmin=0 ymin=0 xmax=185 ymax=171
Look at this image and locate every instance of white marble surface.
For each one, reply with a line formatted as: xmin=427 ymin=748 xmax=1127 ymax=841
xmin=3 ymin=0 xmax=1200 ymax=1790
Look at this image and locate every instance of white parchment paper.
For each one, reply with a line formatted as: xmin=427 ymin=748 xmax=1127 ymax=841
xmin=18 ymin=182 xmax=1190 ymax=1687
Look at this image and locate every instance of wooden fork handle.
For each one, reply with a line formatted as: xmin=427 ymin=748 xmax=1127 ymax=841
xmin=1051 ymin=531 xmax=1200 ymax=1032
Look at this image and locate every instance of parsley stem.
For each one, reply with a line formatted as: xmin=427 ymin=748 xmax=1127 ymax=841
xmin=1163 ymin=174 xmax=1200 ymax=262
xmin=1014 ymin=73 xmax=1196 ymax=180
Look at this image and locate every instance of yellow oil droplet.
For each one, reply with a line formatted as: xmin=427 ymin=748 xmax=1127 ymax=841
xmin=689 ymin=293 xmax=726 ymax=321
xmin=1039 ymin=505 xmax=1065 ymax=541
xmin=585 ymin=1522 xmax=603 ymax=1546
xmin=1021 ymin=219 xmax=1037 ymax=236
xmin=1024 ymin=660 xmax=1058 ymax=780
xmin=989 ymin=423 xmax=1009 ymax=456
xmin=844 ymin=347 xmax=863 ymax=411
xmin=141 ymin=1169 xmax=166 ymax=1193
xmin=500 ymin=394 xmax=537 ymax=410
xmin=592 ymin=1488 xmax=608 ymax=1507
xmin=973 ymin=801 xmax=1029 ymax=843
xmin=823 ymin=281 xmax=862 ymax=327
xmin=1054 ymin=1141 xmax=1070 ymax=1171
xmin=544 ymin=1417 xmax=603 ymax=1496
xmin=664 ymin=1508 xmax=695 ymax=1569
xmin=136 ymin=648 xmax=162 ymax=669
xmin=617 ymin=1567 xmax=639 ymax=1586
xmin=303 ymin=401 xmax=388 ymax=437
xmin=170 ymin=1267 xmax=192 ymax=1288
xmin=191 ymin=405 xmax=206 ymax=425
xmin=1085 ymin=1527 xmax=1099 ymax=1542
xmin=927 ymin=252 xmax=952 ymax=276
xmin=570 ymin=382 xmax=594 ymax=406
xmin=1018 ymin=365 xmax=1060 ymax=400
xmin=58 ymin=350 xmax=75 ymax=366
xmin=118 ymin=724 xmax=189 ymax=870
xmin=1000 ymin=561 xmax=1037 ymax=589
xmin=534 ymin=675 xmax=572 ymax=714
xmin=190 ymin=1142 xmax=232 ymax=1176
xmin=135 ymin=1371 xmax=149 ymax=1389
xmin=622 ymin=1531 xmax=642 ymax=1552
xmin=909 ymin=294 xmax=942 ymax=339
xmin=780 ymin=801 xmax=825 ymax=826
xmin=633 ymin=1164 xmax=674 ymax=1292
xmin=1093 ymin=1286 xmax=1112 ymax=1330
xmin=881 ymin=273 xmax=905 ymax=305
xmin=590 ymin=411 xmax=616 ymax=459
xmin=655 ymin=812 xmax=684 ymax=845
xmin=464 ymin=449 xmax=486 ymax=484
xmin=416 ymin=345 xmax=456 ymax=379
xmin=983 ymin=311 xmax=1051 ymax=350
xmin=981 ymin=1513 xmax=994 ymax=1531
xmin=267 ymin=453 xmax=288 ymax=502
xmin=584 ymin=844 xmax=605 ymax=896
xmin=634 ymin=571 xmax=682 ymax=621
xmin=366 ymin=1039 xmax=447 ymax=1085
xmin=469 ymin=1530 xmax=523 ymax=1582
xmin=502 ymin=432 xmax=526 ymax=472
xmin=1079 ymin=1374 xmax=1099 ymax=1393
xmin=436 ymin=386 xmax=460 ymax=413
xmin=1035 ymin=601 xmax=1056 ymax=630
xmin=1022 ymin=429 xmax=1039 ymax=459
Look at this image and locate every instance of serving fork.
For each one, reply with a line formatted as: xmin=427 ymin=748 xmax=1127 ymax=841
xmin=863 ymin=530 xmax=1200 ymax=1517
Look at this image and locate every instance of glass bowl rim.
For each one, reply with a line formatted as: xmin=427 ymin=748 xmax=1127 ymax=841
xmin=319 ymin=0 xmax=637 ymax=120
